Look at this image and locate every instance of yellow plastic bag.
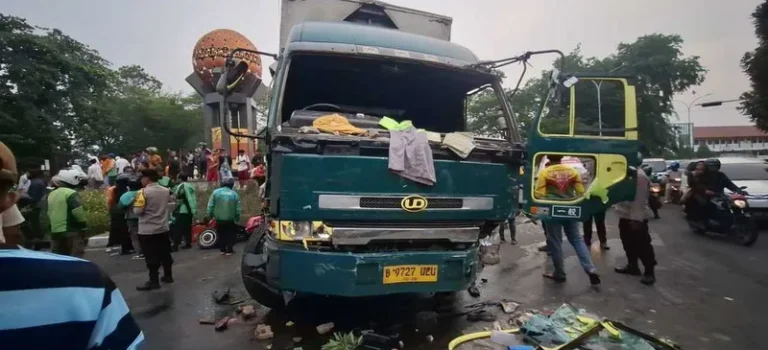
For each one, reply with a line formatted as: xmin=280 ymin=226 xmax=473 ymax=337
xmin=312 ymin=114 xmax=366 ymax=135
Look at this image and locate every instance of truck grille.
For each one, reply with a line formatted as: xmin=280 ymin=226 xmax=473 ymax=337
xmin=359 ymin=197 xmax=463 ymax=209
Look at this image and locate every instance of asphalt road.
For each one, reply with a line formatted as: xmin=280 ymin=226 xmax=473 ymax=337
xmin=87 ymin=205 xmax=768 ymax=350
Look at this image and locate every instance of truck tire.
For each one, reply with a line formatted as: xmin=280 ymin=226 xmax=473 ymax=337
xmin=240 ymin=225 xmax=284 ymax=309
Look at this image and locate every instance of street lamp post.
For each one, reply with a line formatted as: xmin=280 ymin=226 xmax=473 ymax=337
xmin=673 ymin=93 xmax=713 ymax=149
xmin=674 ymin=93 xmax=714 ymax=125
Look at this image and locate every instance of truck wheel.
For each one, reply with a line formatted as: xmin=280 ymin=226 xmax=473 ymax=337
xmin=241 ymin=225 xmax=284 ymax=309
xmin=197 ymin=229 xmax=218 ymax=249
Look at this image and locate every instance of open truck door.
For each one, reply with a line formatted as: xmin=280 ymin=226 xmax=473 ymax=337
xmin=522 ymin=73 xmax=641 ymax=220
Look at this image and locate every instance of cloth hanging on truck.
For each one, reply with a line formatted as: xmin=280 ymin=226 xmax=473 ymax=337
xmin=312 ymin=114 xmax=367 ymax=135
xmin=388 ymin=126 xmax=436 ymax=186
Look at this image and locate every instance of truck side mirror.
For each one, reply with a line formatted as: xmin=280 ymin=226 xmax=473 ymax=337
xmin=216 ymin=60 xmax=250 ymax=95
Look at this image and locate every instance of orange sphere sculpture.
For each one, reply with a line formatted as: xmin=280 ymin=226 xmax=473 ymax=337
xmin=192 ymin=29 xmax=263 ymax=90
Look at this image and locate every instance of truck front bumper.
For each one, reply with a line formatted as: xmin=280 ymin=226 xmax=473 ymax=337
xmin=246 ymin=235 xmax=479 ymax=297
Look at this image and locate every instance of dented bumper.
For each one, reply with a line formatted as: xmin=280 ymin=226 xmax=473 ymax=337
xmin=249 ymin=235 xmax=479 ymax=297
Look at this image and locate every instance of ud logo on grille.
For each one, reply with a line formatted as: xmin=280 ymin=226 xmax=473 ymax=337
xmin=401 ymin=195 xmax=428 ymax=212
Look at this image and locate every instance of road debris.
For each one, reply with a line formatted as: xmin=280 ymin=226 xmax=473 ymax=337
xmin=198 ymin=317 xmax=215 ymax=325
xmin=316 ymin=322 xmax=335 ymax=335
xmin=212 ymin=288 xmax=230 ymax=304
xmin=724 ymin=296 xmax=734 ymax=301
xmin=237 ymin=304 xmax=257 ymax=319
xmin=254 ymin=324 xmax=274 ymax=340
xmin=466 ymin=309 xmax=496 ymax=322
xmin=500 ymin=300 xmax=521 ymax=314
xmin=214 ymin=316 xmax=231 ymax=331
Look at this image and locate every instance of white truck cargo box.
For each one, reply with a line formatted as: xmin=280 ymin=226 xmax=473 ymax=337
xmin=279 ymin=0 xmax=452 ymax=50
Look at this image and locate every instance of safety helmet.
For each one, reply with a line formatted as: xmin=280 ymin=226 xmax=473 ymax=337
xmin=669 ymin=161 xmax=680 ymax=170
xmin=55 ymin=169 xmax=86 ymax=187
xmin=704 ymin=158 xmax=721 ymax=171
xmin=146 ymin=147 xmax=158 ymax=153
xmin=220 ymin=177 xmax=235 ymax=188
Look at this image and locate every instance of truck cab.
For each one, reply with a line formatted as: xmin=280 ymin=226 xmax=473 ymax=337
xmin=234 ymin=1 xmax=641 ymax=307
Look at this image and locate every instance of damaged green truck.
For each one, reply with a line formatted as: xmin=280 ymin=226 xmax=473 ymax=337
xmin=221 ymin=0 xmax=641 ymax=308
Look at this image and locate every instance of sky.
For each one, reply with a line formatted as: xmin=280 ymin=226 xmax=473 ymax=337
xmin=1 ymin=0 xmax=761 ymax=127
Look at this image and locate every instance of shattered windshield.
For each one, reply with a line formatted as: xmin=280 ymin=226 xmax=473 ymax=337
xmin=279 ymin=54 xmax=509 ymax=134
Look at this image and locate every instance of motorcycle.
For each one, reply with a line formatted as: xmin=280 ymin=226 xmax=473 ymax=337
xmin=649 ymin=183 xmax=662 ymax=219
xmin=686 ymin=188 xmax=759 ymax=247
xmin=194 ymin=215 xmax=264 ymax=249
xmin=667 ymin=177 xmax=682 ymax=204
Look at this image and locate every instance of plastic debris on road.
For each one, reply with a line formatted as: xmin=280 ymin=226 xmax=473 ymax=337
xmin=521 ymin=304 xmax=676 ymax=349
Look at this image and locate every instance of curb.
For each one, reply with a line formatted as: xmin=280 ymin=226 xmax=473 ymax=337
xmin=87 ymin=233 xmax=109 ymax=248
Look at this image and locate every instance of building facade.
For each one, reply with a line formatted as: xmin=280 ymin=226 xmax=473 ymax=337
xmin=693 ymin=126 xmax=768 ymax=155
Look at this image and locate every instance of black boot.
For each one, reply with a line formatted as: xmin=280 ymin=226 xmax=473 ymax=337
xmin=641 ymin=266 xmax=656 ymax=285
xmin=136 ymin=281 xmax=160 ymax=291
xmin=615 ymin=265 xmax=642 ymax=276
xmin=161 ymin=264 xmax=174 ymax=283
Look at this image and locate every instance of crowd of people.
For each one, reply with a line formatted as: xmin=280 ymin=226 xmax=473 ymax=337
xmin=84 ymin=144 xmax=267 ymax=190
xmin=4 ymin=142 xmax=263 ymax=293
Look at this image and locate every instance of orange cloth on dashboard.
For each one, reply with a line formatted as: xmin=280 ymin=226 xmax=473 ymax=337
xmin=312 ymin=114 xmax=366 ymax=135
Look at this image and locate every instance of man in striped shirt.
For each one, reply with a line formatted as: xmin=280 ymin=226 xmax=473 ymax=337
xmin=0 ymin=141 xmax=144 ymax=349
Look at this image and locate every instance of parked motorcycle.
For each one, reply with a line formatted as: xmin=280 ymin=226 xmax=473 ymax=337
xmin=649 ymin=183 xmax=662 ymax=219
xmin=686 ymin=189 xmax=758 ymax=247
xmin=194 ymin=216 xmax=264 ymax=249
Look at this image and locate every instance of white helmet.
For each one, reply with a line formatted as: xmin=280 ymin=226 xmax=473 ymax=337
xmin=55 ymin=169 xmax=86 ymax=187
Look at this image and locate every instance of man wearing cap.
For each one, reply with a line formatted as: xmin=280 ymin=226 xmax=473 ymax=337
xmin=134 ymin=169 xmax=174 ymax=290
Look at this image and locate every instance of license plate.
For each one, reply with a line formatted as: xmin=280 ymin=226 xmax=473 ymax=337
xmin=382 ymin=265 xmax=438 ymax=284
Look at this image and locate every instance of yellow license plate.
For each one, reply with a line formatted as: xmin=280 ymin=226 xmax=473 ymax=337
xmin=382 ymin=265 xmax=438 ymax=284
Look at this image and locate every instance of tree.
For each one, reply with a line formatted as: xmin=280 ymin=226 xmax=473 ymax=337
xmin=0 ymin=14 xmax=113 ymax=169
xmin=467 ymin=35 xmax=706 ymax=155
xmin=695 ymin=143 xmax=716 ymax=157
xmin=1 ymin=14 xmax=206 ymax=168
xmin=740 ymin=1 xmax=768 ymax=131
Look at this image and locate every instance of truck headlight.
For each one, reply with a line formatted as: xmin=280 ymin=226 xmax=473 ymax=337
xmin=277 ymin=221 xmax=332 ymax=240
xmin=734 ymin=199 xmax=747 ymax=208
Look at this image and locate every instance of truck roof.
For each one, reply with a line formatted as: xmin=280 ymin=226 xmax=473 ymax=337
xmin=285 ymin=21 xmax=479 ymax=64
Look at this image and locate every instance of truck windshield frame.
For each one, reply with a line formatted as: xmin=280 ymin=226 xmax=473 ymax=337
xmin=270 ymin=50 xmax=517 ymax=139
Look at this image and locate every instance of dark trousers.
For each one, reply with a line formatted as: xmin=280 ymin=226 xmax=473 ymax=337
xmin=618 ymin=218 xmax=656 ymax=271
xmin=172 ymin=213 xmax=193 ymax=247
xmin=498 ymin=218 xmax=516 ymax=241
xmin=583 ymin=210 xmax=607 ymax=245
xmin=109 ymin=213 xmax=130 ymax=252
xmin=138 ymin=232 xmax=174 ymax=283
xmin=217 ymin=221 xmax=237 ymax=253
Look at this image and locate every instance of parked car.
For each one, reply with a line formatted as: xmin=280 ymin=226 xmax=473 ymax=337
xmin=644 ymin=158 xmax=667 ymax=183
xmin=719 ymin=159 xmax=768 ymax=220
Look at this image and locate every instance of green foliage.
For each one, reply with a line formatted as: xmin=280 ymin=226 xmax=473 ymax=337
xmin=321 ymin=332 xmax=363 ymax=350
xmin=467 ymin=35 xmax=707 ymax=154
xmin=695 ymin=143 xmax=716 ymax=158
xmin=79 ymin=189 xmax=110 ymax=236
xmin=740 ymin=1 xmax=768 ymax=131
xmin=0 ymin=14 xmax=204 ymax=169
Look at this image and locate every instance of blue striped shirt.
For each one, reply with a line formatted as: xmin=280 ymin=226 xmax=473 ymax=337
xmin=0 ymin=246 xmax=144 ymax=349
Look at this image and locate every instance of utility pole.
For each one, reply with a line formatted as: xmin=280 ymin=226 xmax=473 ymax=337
xmin=673 ymin=93 xmax=713 ymax=150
